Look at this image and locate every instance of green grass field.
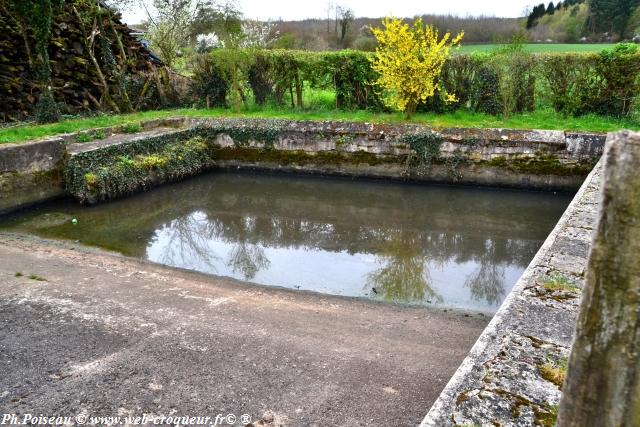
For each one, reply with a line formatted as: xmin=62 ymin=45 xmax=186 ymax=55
xmin=457 ymin=43 xmax=618 ymax=54
xmin=1 ymin=106 xmax=638 ymax=144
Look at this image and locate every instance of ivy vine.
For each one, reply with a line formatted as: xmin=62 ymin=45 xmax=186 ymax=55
xmin=64 ymin=123 xmax=282 ymax=203
xmin=401 ymin=132 xmax=444 ymax=176
xmin=6 ymin=0 xmax=65 ymax=122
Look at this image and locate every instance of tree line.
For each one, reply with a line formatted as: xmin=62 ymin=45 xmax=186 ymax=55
xmin=527 ymin=0 xmax=640 ymax=40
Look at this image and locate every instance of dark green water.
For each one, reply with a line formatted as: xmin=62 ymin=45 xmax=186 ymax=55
xmin=0 ymin=172 xmax=573 ymax=313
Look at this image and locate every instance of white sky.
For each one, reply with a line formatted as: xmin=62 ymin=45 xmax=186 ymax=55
xmin=122 ymin=0 xmax=536 ymax=24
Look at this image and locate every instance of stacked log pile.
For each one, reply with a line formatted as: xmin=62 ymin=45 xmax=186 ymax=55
xmin=0 ymin=1 xmax=185 ymax=122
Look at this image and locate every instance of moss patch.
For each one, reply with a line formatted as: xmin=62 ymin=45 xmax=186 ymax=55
xmin=483 ymin=154 xmax=593 ymax=176
xmin=542 ymin=273 xmax=580 ymax=293
xmin=212 ymin=146 xmax=400 ymax=167
xmin=33 ymin=166 xmax=63 ymax=187
xmin=538 ymin=358 xmax=568 ymax=388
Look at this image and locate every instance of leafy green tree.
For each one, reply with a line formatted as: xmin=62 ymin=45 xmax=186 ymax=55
xmin=527 ymin=3 xmax=547 ymax=28
xmin=590 ymin=0 xmax=640 ymax=38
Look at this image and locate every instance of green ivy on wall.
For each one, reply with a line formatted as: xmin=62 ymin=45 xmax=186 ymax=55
xmin=64 ymin=122 xmax=283 ymax=203
xmin=401 ymin=132 xmax=444 ymax=176
xmin=5 ymin=0 xmax=65 ymax=122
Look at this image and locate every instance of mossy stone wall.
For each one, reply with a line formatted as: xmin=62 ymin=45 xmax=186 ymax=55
xmin=0 ymin=118 xmax=607 ymax=211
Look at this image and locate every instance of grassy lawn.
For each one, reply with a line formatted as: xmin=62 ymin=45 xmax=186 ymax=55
xmin=1 ymin=107 xmax=638 ymax=144
xmin=457 ymin=43 xmax=617 ymax=54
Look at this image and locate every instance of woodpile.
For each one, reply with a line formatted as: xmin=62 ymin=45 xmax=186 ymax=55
xmin=0 ymin=1 xmax=185 ymax=122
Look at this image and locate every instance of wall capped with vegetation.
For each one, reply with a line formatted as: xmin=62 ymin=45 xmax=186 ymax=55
xmin=59 ymin=118 xmax=605 ymax=205
xmin=0 ymin=117 xmax=605 ymax=211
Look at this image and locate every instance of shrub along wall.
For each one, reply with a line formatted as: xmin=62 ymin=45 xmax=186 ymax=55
xmin=191 ymin=49 xmax=384 ymax=111
xmin=190 ymin=44 xmax=640 ymax=118
xmin=62 ymin=118 xmax=603 ymax=205
xmin=65 ymin=122 xmax=281 ymax=204
xmin=65 ymin=131 xmax=215 ymax=204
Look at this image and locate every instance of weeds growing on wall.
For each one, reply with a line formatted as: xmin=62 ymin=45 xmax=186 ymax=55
xmin=402 ymin=132 xmax=444 ymax=176
xmin=196 ymin=123 xmax=280 ymax=148
xmin=65 ymin=132 xmax=216 ymax=203
xmin=65 ymin=122 xmax=283 ymax=203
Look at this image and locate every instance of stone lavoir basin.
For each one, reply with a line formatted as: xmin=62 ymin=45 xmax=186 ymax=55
xmin=0 ymin=170 xmax=572 ymax=314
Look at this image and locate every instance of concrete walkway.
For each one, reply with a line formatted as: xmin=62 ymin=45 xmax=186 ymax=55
xmin=0 ymin=234 xmax=487 ymax=427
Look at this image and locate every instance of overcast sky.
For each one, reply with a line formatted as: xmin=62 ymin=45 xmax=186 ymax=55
xmin=122 ymin=0 xmax=536 ymax=24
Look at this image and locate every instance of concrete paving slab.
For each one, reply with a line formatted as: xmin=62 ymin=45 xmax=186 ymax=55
xmin=0 ymin=234 xmax=487 ymax=426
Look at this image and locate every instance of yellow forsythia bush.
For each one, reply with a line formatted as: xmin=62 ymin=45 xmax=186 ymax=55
xmin=371 ymin=17 xmax=464 ymax=118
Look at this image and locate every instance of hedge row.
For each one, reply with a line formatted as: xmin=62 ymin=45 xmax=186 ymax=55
xmin=190 ymin=44 xmax=640 ymax=117
xmin=190 ymin=49 xmax=383 ymax=111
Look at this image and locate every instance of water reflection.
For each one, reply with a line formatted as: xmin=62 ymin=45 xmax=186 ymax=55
xmin=0 ymin=172 xmax=573 ymax=313
xmin=365 ymin=231 xmax=442 ymax=304
xmin=227 ymin=243 xmax=271 ymax=280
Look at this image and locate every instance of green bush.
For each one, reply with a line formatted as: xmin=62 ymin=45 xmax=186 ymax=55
xmin=539 ymin=53 xmax=598 ymax=115
xmin=470 ymin=64 xmax=502 ymax=116
xmin=318 ymin=50 xmax=383 ymax=110
xmin=484 ymin=42 xmax=536 ymax=118
xmin=248 ymin=53 xmax=273 ymax=106
xmin=190 ymin=54 xmax=231 ymax=108
xmin=192 ymin=49 xmax=376 ymax=111
xmin=189 ymin=44 xmax=640 ymax=118
xmin=539 ymin=45 xmax=640 ymax=117
xmin=595 ymin=44 xmax=640 ymax=117
xmin=66 ymin=132 xmax=215 ymax=204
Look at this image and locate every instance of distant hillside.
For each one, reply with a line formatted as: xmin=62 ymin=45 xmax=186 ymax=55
xmin=527 ymin=0 xmax=640 ymax=42
xmin=270 ymin=15 xmax=524 ymax=51
xmin=267 ymin=0 xmax=640 ymax=52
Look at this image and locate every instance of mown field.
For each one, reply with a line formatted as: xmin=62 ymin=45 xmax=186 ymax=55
xmin=457 ymin=43 xmax=618 ymax=54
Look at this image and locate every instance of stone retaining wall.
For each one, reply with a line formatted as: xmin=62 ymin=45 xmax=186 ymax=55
xmin=420 ymin=153 xmax=603 ymax=426
xmin=202 ymin=118 xmax=603 ymax=192
xmin=0 ymin=118 xmax=185 ymax=214
xmin=0 ymin=138 xmax=65 ymax=214
xmin=0 ymin=117 xmax=605 ymax=212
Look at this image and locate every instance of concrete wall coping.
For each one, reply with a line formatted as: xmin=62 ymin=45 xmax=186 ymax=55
xmin=420 ymin=154 xmax=603 ymax=426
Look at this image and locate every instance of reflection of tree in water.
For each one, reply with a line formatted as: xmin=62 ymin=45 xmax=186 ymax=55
xmin=365 ymin=232 xmax=443 ymax=304
xmin=464 ymin=262 xmax=506 ymax=306
xmin=154 ymin=211 xmax=272 ymax=280
xmin=144 ymin=183 xmax=543 ymax=307
xmin=157 ymin=211 xmax=221 ymax=271
xmin=226 ymin=242 xmax=270 ymax=280
xmin=462 ymin=239 xmax=510 ymax=306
